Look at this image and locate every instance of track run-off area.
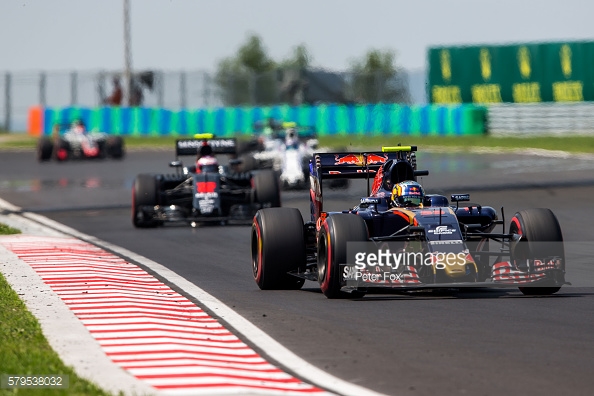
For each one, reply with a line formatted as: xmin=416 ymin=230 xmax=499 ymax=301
xmin=1 ymin=148 xmax=594 ymax=396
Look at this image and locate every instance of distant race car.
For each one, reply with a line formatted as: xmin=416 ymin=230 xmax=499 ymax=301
xmin=132 ymin=135 xmax=281 ymax=228
xmin=239 ymin=121 xmax=347 ymax=190
xmin=250 ymin=145 xmax=568 ymax=298
xmin=37 ymin=120 xmax=125 ymax=162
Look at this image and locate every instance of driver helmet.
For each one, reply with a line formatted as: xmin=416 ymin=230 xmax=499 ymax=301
xmin=196 ymin=142 xmax=218 ymax=173
xmin=72 ymin=118 xmax=86 ymax=134
xmin=196 ymin=156 xmax=219 ymax=173
xmin=391 ymin=181 xmax=425 ymax=208
xmin=285 ymin=127 xmax=298 ymax=148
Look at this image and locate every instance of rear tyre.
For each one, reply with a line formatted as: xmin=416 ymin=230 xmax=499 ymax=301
xmin=238 ymin=154 xmax=258 ymax=172
xmin=37 ymin=137 xmax=54 ymax=162
xmin=509 ymin=208 xmax=564 ymax=296
xmin=106 ymin=136 xmax=125 ymax=159
xmin=237 ymin=139 xmax=259 ymax=155
xmin=317 ymin=214 xmax=368 ymax=299
xmin=132 ymin=174 xmax=160 ymax=228
xmin=96 ymin=139 xmax=107 ymax=159
xmin=253 ymin=170 xmax=281 ymax=208
xmin=251 ymin=208 xmax=306 ymax=290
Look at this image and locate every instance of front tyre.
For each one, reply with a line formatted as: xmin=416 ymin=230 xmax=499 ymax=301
xmin=37 ymin=137 xmax=54 ymax=162
xmin=251 ymin=208 xmax=305 ymax=290
xmin=317 ymin=214 xmax=368 ymax=299
xmin=510 ymin=208 xmax=564 ymax=296
xmin=132 ymin=174 xmax=160 ymax=228
xmin=106 ymin=136 xmax=125 ymax=159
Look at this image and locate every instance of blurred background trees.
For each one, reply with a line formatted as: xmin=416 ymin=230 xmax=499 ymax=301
xmin=349 ymin=49 xmax=410 ymax=103
xmin=215 ymin=34 xmax=410 ymax=107
xmin=215 ymin=34 xmax=277 ymax=106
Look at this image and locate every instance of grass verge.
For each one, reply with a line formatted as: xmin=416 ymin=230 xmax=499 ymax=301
xmin=316 ymin=134 xmax=594 ymax=153
xmin=1 ymin=132 xmax=594 ymax=154
xmin=0 ymin=223 xmax=113 ymax=396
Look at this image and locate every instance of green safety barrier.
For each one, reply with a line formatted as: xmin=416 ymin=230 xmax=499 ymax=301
xmin=34 ymin=103 xmax=487 ymax=136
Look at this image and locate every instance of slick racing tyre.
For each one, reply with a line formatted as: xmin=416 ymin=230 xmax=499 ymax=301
xmin=238 ymin=154 xmax=258 ymax=172
xmin=36 ymin=137 xmax=54 ymax=162
xmin=253 ymin=170 xmax=281 ymax=208
xmin=317 ymin=214 xmax=368 ymax=299
xmin=251 ymin=208 xmax=306 ymax=290
xmin=106 ymin=136 xmax=125 ymax=159
xmin=132 ymin=174 xmax=161 ymax=228
xmin=510 ymin=208 xmax=565 ymax=296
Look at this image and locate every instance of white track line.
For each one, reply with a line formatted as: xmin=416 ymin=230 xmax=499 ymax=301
xmin=0 ymin=198 xmax=387 ymax=396
xmin=1 ymin=234 xmax=326 ymax=395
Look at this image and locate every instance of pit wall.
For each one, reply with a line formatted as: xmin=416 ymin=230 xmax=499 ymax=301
xmin=28 ymin=103 xmax=487 ymax=137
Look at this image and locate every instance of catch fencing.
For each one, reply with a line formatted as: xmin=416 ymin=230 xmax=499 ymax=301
xmin=29 ymin=103 xmax=487 ymax=137
xmin=0 ymin=67 xmax=410 ymax=133
xmin=6 ymin=68 xmax=594 ymax=136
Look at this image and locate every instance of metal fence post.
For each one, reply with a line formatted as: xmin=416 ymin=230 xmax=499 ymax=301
xmin=4 ymin=72 xmax=11 ymax=131
xmin=249 ymin=71 xmax=256 ymax=105
xmin=157 ymin=71 xmax=164 ymax=108
xmin=275 ymin=68 xmax=281 ymax=103
xmin=70 ymin=71 xmax=78 ymax=105
xmin=97 ymin=71 xmax=106 ymax=106
xmin=40 ymin=72 xmax=47 ymax=107
xmin=203 ymin=72 xmax=210 ymax=108
xmin=180 ymin=71 xmax=187 ymax=109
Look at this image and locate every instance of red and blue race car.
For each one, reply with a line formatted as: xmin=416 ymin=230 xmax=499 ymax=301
xmin=251 ymin=145 xmax=567 ymax=298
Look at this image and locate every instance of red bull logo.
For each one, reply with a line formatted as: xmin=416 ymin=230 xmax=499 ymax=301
xmin=334 ymin=154 xmax=362 ymax=165
xmin=334 ymin=153 xmax=388 ymax=166
xmin=366 ymin=153 xmax=388 ymax=165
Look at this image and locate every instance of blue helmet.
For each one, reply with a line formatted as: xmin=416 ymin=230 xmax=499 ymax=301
xmin=391 ymin=181 xmax=424 ymax=207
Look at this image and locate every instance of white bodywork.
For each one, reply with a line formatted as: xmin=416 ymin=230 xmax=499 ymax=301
xmin=60 ymin=130 xmax=110 ymax=158
xmin=253 ymin=136 xmax=322 ymax=189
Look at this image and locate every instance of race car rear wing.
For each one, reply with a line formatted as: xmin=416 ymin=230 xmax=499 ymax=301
xmin=312 ymin=146 xmax=427 ymax=180
xmin=175 ymin=137 xmax=237 ymax=158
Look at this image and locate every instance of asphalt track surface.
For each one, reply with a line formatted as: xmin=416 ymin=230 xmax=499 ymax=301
xmin=1 ymin=148 xmax=594 ymax=396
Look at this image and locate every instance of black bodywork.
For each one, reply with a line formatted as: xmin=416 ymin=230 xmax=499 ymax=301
xmin=133 ymin=138 xmax=280 ymax=227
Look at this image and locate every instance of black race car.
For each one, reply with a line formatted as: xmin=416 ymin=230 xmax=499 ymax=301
xmin=37 ymin=120 xmax=125 ymax=162
xmin=251 ymin=145 xmax=567 ymax=298
xmin=132 ymin=137 xmax=280 ymax=228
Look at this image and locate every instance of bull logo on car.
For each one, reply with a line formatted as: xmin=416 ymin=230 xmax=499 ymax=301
xmin=334 ymin=154 xmax=362 ymax=165
xmin=365 ymin=153 xmax=388 ymax=164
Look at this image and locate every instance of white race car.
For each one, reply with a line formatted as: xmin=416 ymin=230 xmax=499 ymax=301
xmin=37 ymin=120 xmax=125 ymax=162
xmin=250 ymin=124 xmax=319 ymax=189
